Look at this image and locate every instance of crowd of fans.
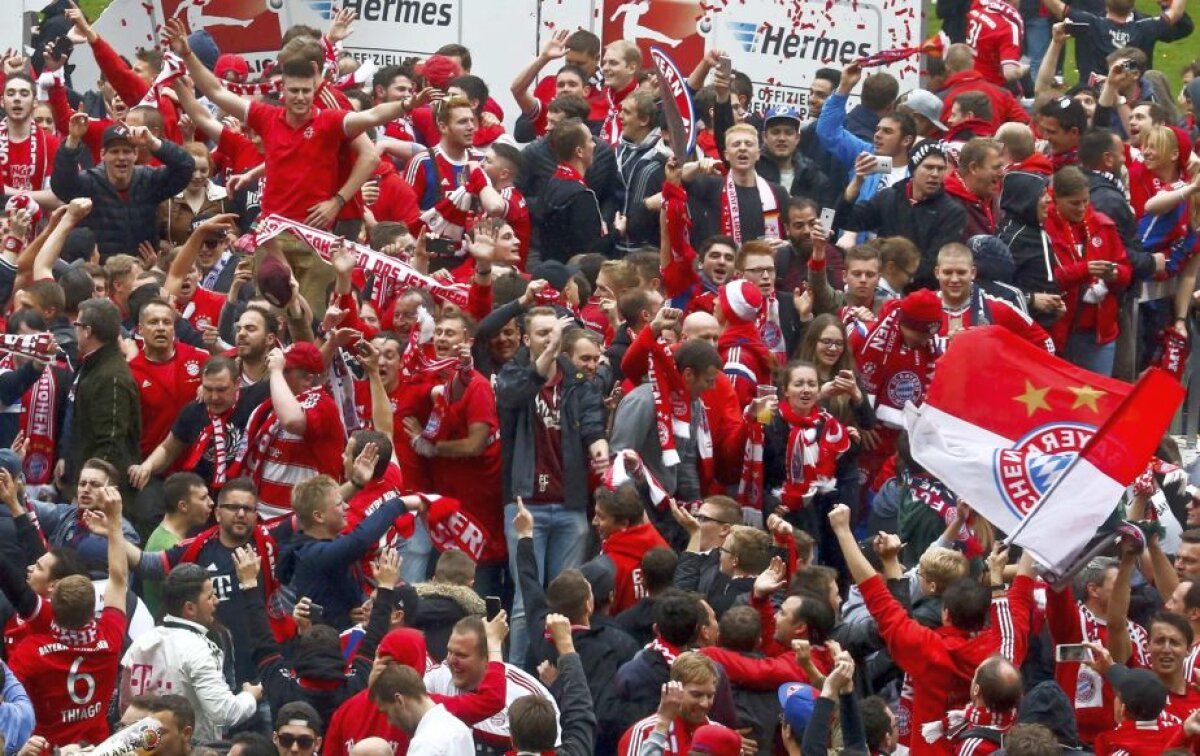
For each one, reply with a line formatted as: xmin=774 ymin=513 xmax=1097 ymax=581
xmin=0 ymin=0 xmax=1198 ymax=754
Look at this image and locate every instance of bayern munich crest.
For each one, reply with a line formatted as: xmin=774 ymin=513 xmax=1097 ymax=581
xmin=993 ymin=422 xmax=1095 ymax=518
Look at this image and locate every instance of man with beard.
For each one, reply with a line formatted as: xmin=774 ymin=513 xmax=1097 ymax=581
xmin=114 ymin=477 xmax=294 ymax=686
xmin=756 ymin=106 xmax=836 ymax=207
xmin=0 ymin=73 xmax=60 ymax=208
xmin=51 ymin=119 xmax=193 ymax=259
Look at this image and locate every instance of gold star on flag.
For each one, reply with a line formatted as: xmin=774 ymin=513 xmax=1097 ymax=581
xmin=1067 ymin=384 xmax=1106 ymax=412
xmin=1014 ymin=380 xmax=1052 ymax=416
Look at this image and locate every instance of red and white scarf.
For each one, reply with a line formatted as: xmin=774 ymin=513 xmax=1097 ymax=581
xmin=921 ymin=703 xmax=1016 ymax=743
xmin=179 ymin=407 xmax=234 ymax=487
xmin=604 ymin=450 xmax=671 ymax=510
xmin=137 ymin=51 xmax=186 ymax=107
xmin=721 ymin=173 xmax=780 ymax=246
xmin=778 ymin=402 xmax=848 ymax=511
xmin=20 ymin=367 xmax=57 ymax=486
xmin=255 ymin=214 xmax=469 ymax=307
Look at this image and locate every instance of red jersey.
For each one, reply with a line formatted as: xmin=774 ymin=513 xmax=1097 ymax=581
xmin=965 ymin=0 xmax=1023 ymax=87
xmin=246 ymin=100 xmax=348 ymax=222
xmin=179 ymin=286 xmax=226 ymax=331
xmin=424 ymin=372 xmax=505 ymax=564
xmin=9 ymin=606 xmax=127 ymax=746
xmin=240 ymin=387 xmax=347 ymax=517
xmin=0 ymin=125 xmax=58 ymax=191
xmin=129 ymin=343 xmax=209 ymax=457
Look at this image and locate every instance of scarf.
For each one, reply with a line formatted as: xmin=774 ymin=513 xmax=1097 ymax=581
xmin=720 ymin=173 xmax=780 ymax=246
xmin=901 ymin=469 xmax=983 ymax=558
xmin=200 ymin=250 xmax=234 ymax=290
xmin=647 ymin=636 xmax=685 ymax=666
xmin=255 ymin=214 xmax=469 ymax=307
xmin=604 ymin=450 xmax=671 ymax=510
xmin=921 ymin=703 xmax=1016 ymax=743
xmin=181 ymin=524 xmax=296 ymax=641
xmin=137 ymin=51 xmax=185 ymax=107
xmin=179 ymin=406 xmax=234 ymax=487
xmin=20 ymin=367 xmax=58 ymax=485
xmin=51 ymin=619 xmax=99 ymax=647
xmin=0 ymin=123 xmax=48 ymax=192
xmin=779 ymin=402 xmax=848 ymax=511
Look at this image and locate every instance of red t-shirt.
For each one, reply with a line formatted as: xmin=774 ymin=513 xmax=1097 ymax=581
xmin=179 ymin=286 xmax=226 ymax=331
xmin=966 ymin=1 xmax=1022 ymax=87
xmin=9 ymin=606 xmax=127 ymax=747
xmin=1 ymin=128 xmax=59 ymax=191
xmin=246 ymin=100 xmax=348 ymax=221
xmin=530 ymin=374 xmax=565 ymax=504
xmin=425 ymin=372 xmax=503 ymax=563
xmin=129 ymin=343 xmax=209 ymax=457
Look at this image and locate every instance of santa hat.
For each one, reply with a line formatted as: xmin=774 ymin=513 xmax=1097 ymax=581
xmin=899 ymin=289 xmax=943 ymax=333
xmin=719 ymin=280 xmax=764 ymax=324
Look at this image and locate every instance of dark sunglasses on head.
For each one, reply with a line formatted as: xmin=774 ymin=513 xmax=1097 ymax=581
xmin=277 ymin=734 xmax=316 ymax=749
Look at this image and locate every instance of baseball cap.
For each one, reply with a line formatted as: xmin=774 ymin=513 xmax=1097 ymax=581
xmin=778 ymin=682 xmax=817 ymax=733
xmin=1104 ymin=664 xmax=1167 ymax=720
xmin=284 ymin=341 xmax=325 ymax=375
xmin=903 ymin=89 xmax=948 ymax=131
xmin=763 ymin=105 xmax=802 ymax=129
xmin=214 ymin=53 xmax=250 ymax=82
xmin=102 ymin=123 xmax=134 ymax=148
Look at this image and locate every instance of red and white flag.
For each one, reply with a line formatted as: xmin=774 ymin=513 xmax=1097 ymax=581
xmin=905 ymin=326 xmax=1182 ymax=572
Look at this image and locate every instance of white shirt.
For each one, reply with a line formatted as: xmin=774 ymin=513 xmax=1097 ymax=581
xmin=408 ymin=703 xmax=474 ymax=756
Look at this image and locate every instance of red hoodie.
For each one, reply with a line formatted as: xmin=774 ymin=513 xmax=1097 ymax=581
xmin=942 ymin=170 xmax=998 ymax=237
xmin=861 ymin=573 xmax=1035 ymax=755
xmin=323 ymin=629 xmax=507 ymax=756
xmin=603 ymin=523 xmax=669 ymax=614
xmin=1043 ymin=201 xmax=1131 ymax=348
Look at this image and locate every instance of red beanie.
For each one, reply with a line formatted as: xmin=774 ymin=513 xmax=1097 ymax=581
xmin=898 ymin=289 xmax=943 ymax=333
xmin=718 ymin=280 xmax=764 ymax=324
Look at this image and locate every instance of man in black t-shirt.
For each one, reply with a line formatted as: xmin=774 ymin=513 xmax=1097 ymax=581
xmin=1042 ymin=0 xmax=1189 ymax=80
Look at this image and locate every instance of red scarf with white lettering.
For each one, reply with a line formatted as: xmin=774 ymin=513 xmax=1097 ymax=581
xmin=179 ymin=406 xmax=234 ymax=487
xmin=779 ymin=402 xmax=849 ymax=511
xmin=180 ymin=523 xmax=296 ymax=641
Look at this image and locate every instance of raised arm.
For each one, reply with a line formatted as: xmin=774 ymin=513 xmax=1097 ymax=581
xmin=163 ymin=19 xmax=249 ymax=122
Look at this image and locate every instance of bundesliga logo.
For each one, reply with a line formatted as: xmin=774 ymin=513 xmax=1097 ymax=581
xmin=994 ymin=422 xmax=1095 ymax=517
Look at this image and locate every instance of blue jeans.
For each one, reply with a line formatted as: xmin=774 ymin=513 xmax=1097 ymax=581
xmin=1026 ymin=15 xmax=1052 ymax=79
xmin=397 ymin=519 xmax=433 ymax=585
xmin=1065 ymin=331 xmax=1116 ymax=376
xmin=503 ymin=502 xmax=589 ymax=667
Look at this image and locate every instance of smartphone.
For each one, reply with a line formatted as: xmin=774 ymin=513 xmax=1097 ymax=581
xmin=819 ymin=207 xmax=836 ymax=231
xmin=1064 ymin=21 xmax=1090 ymax=36
xmin=1055 ymin=643 xmax=1094 ymax=663
xmin=717 ymin=55 xmax=732 ymax=78
xmin=308 ymin=602 xmax=325 ymax=625
xmin=485 ymin=595 xmax=502 ymax=621
xmin=871 ymin=155 xmax=893 ymax=174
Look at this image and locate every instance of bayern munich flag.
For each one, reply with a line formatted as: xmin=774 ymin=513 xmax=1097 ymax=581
xmin=905 ymin=326 xmax=1183 ymax=572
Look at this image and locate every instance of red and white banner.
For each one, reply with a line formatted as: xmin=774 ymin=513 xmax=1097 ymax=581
xmin=905 ymin=327 xmax=1182 ymax=572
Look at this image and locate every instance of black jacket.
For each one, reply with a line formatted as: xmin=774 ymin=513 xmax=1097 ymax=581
xmin=756 ymin=151 xmax=838 ymax=208
xmin=51 ymin=139 xmax=194 ymax=258
xmin=835 ymin=179 xmax=968 ymax=290
xmin=534 ymin=172 xmax=607 ymax=263
xmin=496 ymin=351 xmax=607 ymax=510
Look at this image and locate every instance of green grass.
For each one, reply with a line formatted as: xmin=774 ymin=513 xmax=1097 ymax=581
xmin=73 ymin=0 xmax=1195 ymax=93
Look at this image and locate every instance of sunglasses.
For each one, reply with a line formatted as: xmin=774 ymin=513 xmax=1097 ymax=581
xmin=277 ymin=734 xmax=316 ymax=749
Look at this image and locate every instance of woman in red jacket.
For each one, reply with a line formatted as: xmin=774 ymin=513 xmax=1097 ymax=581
xmin=1042 ymin=166 xmax=1131 ymax=376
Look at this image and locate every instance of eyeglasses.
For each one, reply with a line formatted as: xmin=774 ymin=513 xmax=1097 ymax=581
xmin=218 ymin=504 xmax=256 ymax=514
xmin=276 ymin=734 xmax=316 ymax=750
xmin=817 ymin=338 xmax=845 ymax=348
xmin=695 ymin=513 xmax=734 ymax=526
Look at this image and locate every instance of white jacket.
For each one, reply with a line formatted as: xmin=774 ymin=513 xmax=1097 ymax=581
xmin=120 ymin=615 xmax=257 ymax=744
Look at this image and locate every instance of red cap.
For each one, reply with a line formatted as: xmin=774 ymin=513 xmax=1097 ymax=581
xmin=284 ymin=341 xmax=325 ymax=374
xmin=690 ymin=725 xmax=742 ymax=756
xmin=898 ymin=289 xmax=943 ymax=333
xmin=214 ymin=54 xmax=250 ymax=82
xmin=415 ymin=54 xmax=461 ymax=89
